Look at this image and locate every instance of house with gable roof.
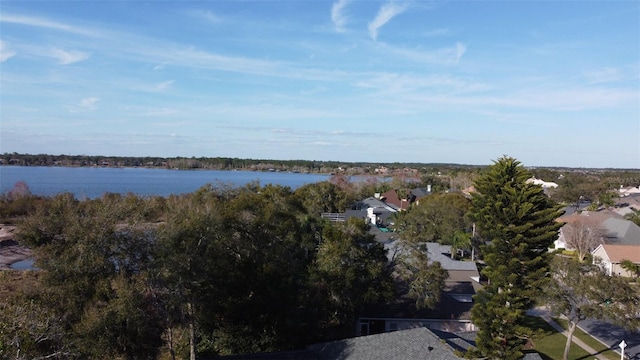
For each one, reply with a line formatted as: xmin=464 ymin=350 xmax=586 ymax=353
xmin=214 ymin=326 xmax=545 ymax=360
xmin=345 ymin=196 xmax=399 ymax=226
xmin=554 ymin=210 xmax=640 ymax=250
xmin=358 ymin=242 xmax=481 ymax=335
xmin=591 ymin=244 xmax=640 ymax=277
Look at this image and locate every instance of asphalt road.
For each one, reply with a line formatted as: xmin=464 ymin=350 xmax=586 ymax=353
xmin=578 ymin=318 xmax=640 ymax=360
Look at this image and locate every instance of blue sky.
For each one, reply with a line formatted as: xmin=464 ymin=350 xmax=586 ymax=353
xmin=1 ymin=1 xmax=638 ymax=168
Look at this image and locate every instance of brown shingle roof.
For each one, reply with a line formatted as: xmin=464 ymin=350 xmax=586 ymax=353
xmin=600 ymin=244 xmax=640 ymax=263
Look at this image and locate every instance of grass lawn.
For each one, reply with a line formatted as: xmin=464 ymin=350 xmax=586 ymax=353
xmin=553 ymin=318 xmax=620 ymax=360
xmin=523 ymin=315 xmax=599 ymax=360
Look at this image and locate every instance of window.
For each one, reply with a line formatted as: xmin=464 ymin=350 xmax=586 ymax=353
xmin=359 ymin=322 xmax=369 ymax=336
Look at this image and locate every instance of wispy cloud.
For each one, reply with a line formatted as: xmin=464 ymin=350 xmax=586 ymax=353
xmin=368 ymin=2 xmax=408 ymax=41
xmin=582 ymin=67 xmax=622 ymax=84
xmin=331 ymin=0 xmax=350 ymax=33
xmin=67 ymin=97 xmax=99 ymax=112
xmin=423 ymin=28 xmax=452 ymax=38
xmin=50 ymin=48 xmax=90 ymax=64
xmin=190 ymin=10 xmax=224 ymax=24
xmin=0 ymin=40 xmax=16 ymax=62
xmin=155 ymin=80 xmax=174 ymax=91
xmin=0 ymin=13 xmax=95 ymax=36
xmin=454 ymin=42 xmax=466 ymax=63
xmin=375 ymin=41 xmax=467 ymax=65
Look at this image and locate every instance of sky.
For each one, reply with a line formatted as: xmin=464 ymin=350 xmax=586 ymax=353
xmin=0 ymin=1 xmax=639 ymax=169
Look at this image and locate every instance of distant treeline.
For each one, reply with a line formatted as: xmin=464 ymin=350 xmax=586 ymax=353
xmin=0 ymin=152 xmax=484 ymax=174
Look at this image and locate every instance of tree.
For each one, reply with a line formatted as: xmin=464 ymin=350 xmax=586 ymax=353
xmin=619 ymin=259 xmax=640 ymax=278
xmin=311 ymin=218 xmax=394 ymax=335
xmin=153 ymin=189 xmax=227 ymax=360
xmin=543 ymin=256 xmax=640 ymax=360
xmin=392 ymin=192 xmax=471 ymax=244
xmin=468 ymin=156 xmax=564 ymax=359
xmin=395 ymin=246 xmax=448 ymax=310
xmin=560 ymin=216 xmax=606 ymax=262
xmin=624 ymin=208 xmax=640 ymax=227
xmin=293 ymin=181 xmax=350 ymax=216
xmin=450 ymin=230 xmax=472 ymax=259
xmin=18 ymin=193 xmax=165 ymax=359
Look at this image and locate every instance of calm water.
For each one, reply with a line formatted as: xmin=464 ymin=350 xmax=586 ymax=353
xmin=0 ymin=166 xmax=331 ymax=198
xmin=10 ymin=259 xmax=35 ymax=270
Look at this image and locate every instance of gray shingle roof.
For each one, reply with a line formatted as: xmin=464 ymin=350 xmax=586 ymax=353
xmin=602 ymin=217 xmax=640 ymax=245
xmin=214 ymin=329 xmax=544 ymax=360
xmin=426 ymin=242 xmax=479 ymax=272
xmin=307 ymin=327 xmax=462 ymax=360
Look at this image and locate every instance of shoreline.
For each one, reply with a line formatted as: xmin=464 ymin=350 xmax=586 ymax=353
xmin=0 ymin=225 xmax=32 ymax=269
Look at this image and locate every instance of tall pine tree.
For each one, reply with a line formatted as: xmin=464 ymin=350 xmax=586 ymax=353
xmin=468 ymin=156 xmax=563 ymax=359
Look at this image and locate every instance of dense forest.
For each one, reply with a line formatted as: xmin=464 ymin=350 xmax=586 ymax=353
xmin=1 ymin=156 xmax=639 ymax=359
xmin=1 ymin=174 xmax=451 ymax=359
xmin=1 ymin=152 xmax=482 ymax=174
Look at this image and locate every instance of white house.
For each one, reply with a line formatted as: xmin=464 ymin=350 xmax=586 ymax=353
xmin=526 ymin=177 xmax=559 ymax=189
xmin=591 ymin=244 xmax=640 ymax=277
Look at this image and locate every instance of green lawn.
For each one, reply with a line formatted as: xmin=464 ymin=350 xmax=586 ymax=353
xmin=523 ymin=316 xmax=593 ymax=360
xmin=553 ymin=318 xmax=619 ymax=360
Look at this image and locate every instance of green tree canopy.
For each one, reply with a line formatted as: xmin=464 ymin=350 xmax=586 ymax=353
xmin=468 ymin=156 xmax=563 ymax=359
xmin=393 ymin=192 xmax=471 ymax=244
xmin=543 ymin=256 xmax=640 ymax=360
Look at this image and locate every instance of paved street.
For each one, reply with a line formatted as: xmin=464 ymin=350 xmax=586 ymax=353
xmin=578 ymin=318 xmax=640 ymax=360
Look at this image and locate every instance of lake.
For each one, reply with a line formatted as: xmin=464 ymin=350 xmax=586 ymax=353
xmin=0 ymin=166 xmax=332 ymax=198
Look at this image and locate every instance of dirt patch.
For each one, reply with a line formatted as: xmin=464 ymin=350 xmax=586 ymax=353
xmin=0 ymin=225 xmax=32 ymax=269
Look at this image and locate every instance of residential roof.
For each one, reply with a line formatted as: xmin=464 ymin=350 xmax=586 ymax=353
xmin=426 ymin=242 xmax=479 ymax=272
xmin=214 ymin=328 xmax=546 ymax=360
xmin=381 ymin=189 xmax=412 ymax=211
xmin=602 ymin=217 xmax=640 ymax=245
xmin=556 ymin=210 xmax=640 ymax=246
xmin=307 ymin=327 xmax=463 ymax=360
xmin=215 ymin=328 xmax=465 ymax=360
xmin=352 ymin=197 xmax=399 ymax=212
xmin=593 ymin=244 xmax=640 ymax=263
xmin=410 ymin=187 xmax=432 ymax=199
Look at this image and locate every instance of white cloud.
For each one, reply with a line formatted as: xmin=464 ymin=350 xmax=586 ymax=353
xmin=368 ymin=2 xmax=408 ymax=41
xmin=331 ymin=0 xmax=350 ymax=32
xmin=202 ymin=10 xmax=223 ymax=23
xmin=0 ymin=40 xmax=16 ymax=62
xmin=51 ymin=48 xmax=90 ymax=65
xmin=67 ymin=97 xmax=99 ymax=112
xmin=454 ymin=42 xmax=466 ymax=63
xmin=156 ymin=80 xmax=174 ymax=90
xmin=375 ymin=42 xmax=467 ymax=65
xmin=423 ymin=28 xmax=452 ymax=38
xmin=0 ymin=13 xmax=95 ymax=36
xmin=582 ymin=67 xmax=622 ymax=84
xmin=80 ymin=97 xmax=99 ymax=108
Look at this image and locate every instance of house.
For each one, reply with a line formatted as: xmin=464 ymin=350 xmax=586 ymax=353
xmin=380 ymin=189 xmax=412 ymax=211
xmin=602 ymin=217 xmax=640 ymax=246
xmin=613 ymin=193 xmax=640 ymax=216
xmin=308 ymin=327 xmax=465 ymax=359
xmin=215 ymin=327 xmax=469 ymax=359
xmin=592 ymin=244 xmax=640 ymax=277
xmin=379 ymin=186 xmax=434 ymax=211
xmin=359 ymin=242 xmax=481 ymax=335
xmin=214 ymin=327 xmax=544 ymax=360
xmin=345 ymin=196 xmax=399 ymax=226
xmin=410 ymin=186 xmax=432 ymax=201
xmin=553 ymin=210 xmax=640 ymax=250
xmin=526 ymin=177 xmax=559 ymax=189
xmin=619 ymin=185 xmax=640 ymax=197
